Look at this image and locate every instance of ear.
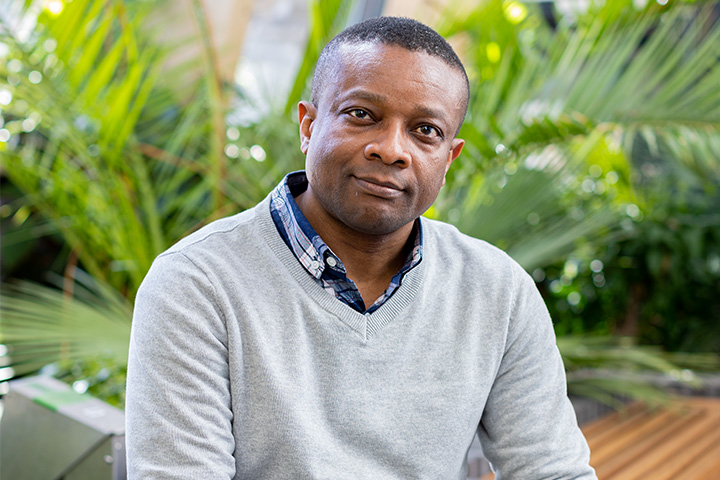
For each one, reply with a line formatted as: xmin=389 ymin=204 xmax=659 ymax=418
xmin=441 ymin=138 xmax=465 ymax=186
xmin=298 ymin=101 xmax=317 ymax=155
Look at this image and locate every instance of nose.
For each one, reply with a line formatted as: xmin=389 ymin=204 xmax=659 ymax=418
xmin=364 ymin=122 xmax=412 ymax=167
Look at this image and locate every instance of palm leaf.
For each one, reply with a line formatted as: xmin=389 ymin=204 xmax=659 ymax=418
xmin=283 ymin=0 xmax=353 ymax=114
xmin=0 ymin=273 xmax=132 ymax=378
xmin=1 ymin=0 xmax=164 ymax=295
xmin=0 ymin=0 xmax=353 ymax=388
xmin=434 ymin=0 xmax=719 ymax=273
xmin=559 ymin=335 xmax=708 ymax=408
xmin=2 ymin=0 xmax=718 ymax=408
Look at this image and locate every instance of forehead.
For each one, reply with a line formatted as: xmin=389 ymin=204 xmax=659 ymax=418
xmin=320 ymin=42 xmax=466 ymax=126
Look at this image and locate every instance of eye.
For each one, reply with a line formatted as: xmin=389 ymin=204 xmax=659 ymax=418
xmin=347 ymin=108 xmax=370 ymax=119
xmin=415 ymin=124 xmax=442 ymax=138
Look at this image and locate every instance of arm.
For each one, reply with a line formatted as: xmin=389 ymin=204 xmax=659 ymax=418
xmin=125 ymin=252 xmax=235 ymax=479
xmin=478 ymin=265 xmax=597 ymax=479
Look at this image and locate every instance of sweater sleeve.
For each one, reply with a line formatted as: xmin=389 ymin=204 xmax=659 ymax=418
xmin=125 ymin=252 xmax=235 ymax=480
xmin=477 ymin=264 xmax=597 ymax=480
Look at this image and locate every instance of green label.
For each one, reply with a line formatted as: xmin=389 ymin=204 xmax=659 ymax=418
xmin=29 ymin=382 xmax=89 ymax=411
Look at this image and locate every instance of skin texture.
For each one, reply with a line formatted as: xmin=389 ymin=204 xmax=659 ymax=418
xmin=296 ymin=42 xmax=466 ymax=304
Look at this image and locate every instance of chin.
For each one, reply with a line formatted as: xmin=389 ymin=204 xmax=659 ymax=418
xmin=341 ymin=210 xmax=415 ymax=236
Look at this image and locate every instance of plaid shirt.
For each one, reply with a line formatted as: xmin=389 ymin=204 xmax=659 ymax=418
xmin=269 ymin=171 xmax=422 ymax=314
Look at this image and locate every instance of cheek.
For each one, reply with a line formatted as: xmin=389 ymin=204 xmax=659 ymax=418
xmin=419 ymin=156 xmax=450 ymax=183
xmin=413 ymin=158 xmax=449 ymax=200
xmin=307 ymin=131 xmax=343 ymax=165
xmin=305 ymin=141 xmax=330 ymax=174
xmin=307 ymin=140 xmax=357 ymax=184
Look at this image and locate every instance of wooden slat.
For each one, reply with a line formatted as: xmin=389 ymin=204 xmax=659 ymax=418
xmin=580 ymin=402 xmax=649 ymax=439
xmin=474 ymin=397 xmax=720 ymax=480
xmin=594 ymin=411 xmax=700 ymax=477
xmin=637 ymin=418 xmax=720 ymax=480
xmin=694 ymin=454 xmax=720 ymax=480
xmin=677 ymin=431 xmax=720 ymax=480
xmin=633 ymin=414 xmax=720 ymax=479
xmin=588 ymin=409 xmax=691 ymax=464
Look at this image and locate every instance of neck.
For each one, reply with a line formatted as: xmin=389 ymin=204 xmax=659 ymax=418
xmin=320 ymin=221 xmax=413 ymax=282
xmin=295 ymin=191 xmax=415 ymax=306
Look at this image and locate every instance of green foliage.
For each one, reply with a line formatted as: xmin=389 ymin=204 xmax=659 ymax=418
xmin=0 ymin=0 xmax=351 ymax=299
xmin=1 ymin=0 xmax=719 ymax=408
xmin=2 ymin=0 xmax=168 ymax=295
xmin=560 ymin=334 xmax=720 ymax=408
xmin=52 ymin=355 xmax=127 ymax=408
xmin=560 ymin=335 xmax=689 ymax=408
xmin=284 ymin=0 xmax=352 ymax=114
xmin=0 ymin=0 xmax=352 ymax=395
xmin=432 ymin=0 xmax=720 ymax=402
xmin=545 ymin=169 xmax=720 ymax=353
xmin=432 ymin=0 xmax=720 ymax=273
xmin=0 ymin=271 xmax=132 ymax=378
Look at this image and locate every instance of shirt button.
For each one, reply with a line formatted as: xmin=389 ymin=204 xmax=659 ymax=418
xmin=326 ymin=256 xmax=337 ymax=267
xmin=310 ymin=260 xmax=320 ymax=270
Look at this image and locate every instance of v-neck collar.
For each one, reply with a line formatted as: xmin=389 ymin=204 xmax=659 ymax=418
xmin=256 ymin=194 xmax=426 ymax=342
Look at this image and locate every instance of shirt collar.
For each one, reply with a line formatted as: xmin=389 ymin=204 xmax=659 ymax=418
xmin=269 ymin=171 xmax=423 ymax=281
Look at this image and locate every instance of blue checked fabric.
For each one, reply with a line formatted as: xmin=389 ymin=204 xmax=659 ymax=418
xmin=269 ymin=171 xmax=422 ymax=314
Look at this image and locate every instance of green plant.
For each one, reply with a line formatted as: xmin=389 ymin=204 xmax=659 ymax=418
xmin=560 ymin=334 xmax=720 ymax=408
xmin=1 ymin=0 xmax=719 ymax=409
xmin=431 ymin=0 xmax=720 ymax=270
xmin=430 ymin=0 xmax=720 ymax=405
xmin=1 ymin=271 xmax=132 ymax=380
xmin=0 ymin=0 xmax=352 ymax=392
xmin=544 ymin=167 xmax=720 ymax=353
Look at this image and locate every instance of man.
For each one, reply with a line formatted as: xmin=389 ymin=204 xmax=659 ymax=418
xmin=126 ymin=16 xmax=596 ymax=480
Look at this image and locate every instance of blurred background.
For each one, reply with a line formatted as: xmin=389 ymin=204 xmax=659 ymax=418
xmin=1 ymin=0 xmax=719 ymax=428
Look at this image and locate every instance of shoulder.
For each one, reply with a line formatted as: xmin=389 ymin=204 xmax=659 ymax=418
xmin=419 ymin=217 xmax=538 ymax=306
xmin=163 ymin=205 xmax=261 ymax=259
xmin=139 ymin=201 xmax=272 ymax=296
xmin=420 ymin=216 xmax=525 ymax=279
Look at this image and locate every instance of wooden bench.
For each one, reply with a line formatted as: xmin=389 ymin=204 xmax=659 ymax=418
xmin=479 ymin=396 xmax=720 ymax=479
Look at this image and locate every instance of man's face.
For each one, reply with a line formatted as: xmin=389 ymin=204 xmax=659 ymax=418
xmin=298 ymin=42 xmax=466 ymax=236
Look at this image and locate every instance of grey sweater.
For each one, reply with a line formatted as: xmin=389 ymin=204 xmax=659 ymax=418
xmin=126 ymin=194 xmax=596 ymax=480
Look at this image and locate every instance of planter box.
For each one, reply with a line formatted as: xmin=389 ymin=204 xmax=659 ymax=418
xmin=0 ymin=375 xmax=126 ymax=480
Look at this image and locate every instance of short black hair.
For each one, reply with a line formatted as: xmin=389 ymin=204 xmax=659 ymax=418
xmin=311 ymin=16 xmax=470 ymax=128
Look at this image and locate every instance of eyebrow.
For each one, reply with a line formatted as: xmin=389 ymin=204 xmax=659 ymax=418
xmin=413 ymin=105 xmax=447 ymax=122
xmin=341 ymin=89 xmax=386 ymax=104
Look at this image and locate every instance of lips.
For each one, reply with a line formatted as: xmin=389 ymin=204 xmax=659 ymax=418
xmin=352 ymin=175 xmax=404 ymax=198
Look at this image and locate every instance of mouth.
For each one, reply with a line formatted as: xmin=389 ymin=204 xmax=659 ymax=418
xmin=352 ymin=175 xmax=404 ymax=199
